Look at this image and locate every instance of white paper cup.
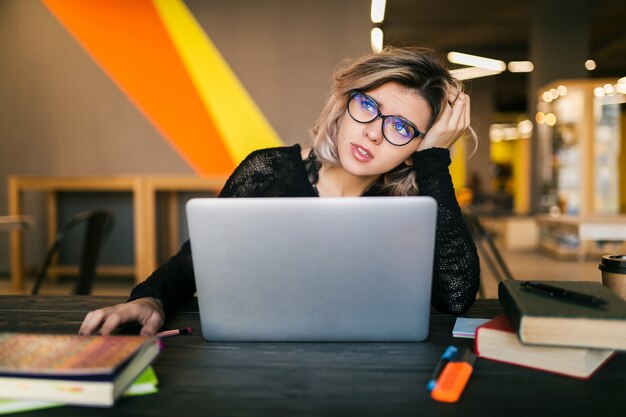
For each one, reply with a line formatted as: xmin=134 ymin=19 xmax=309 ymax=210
xmin=599 ymin=255 xmax=626 ymax=301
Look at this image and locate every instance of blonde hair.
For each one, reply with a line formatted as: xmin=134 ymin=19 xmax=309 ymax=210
xmin=310 ymin=46 xmax=477 ymax=196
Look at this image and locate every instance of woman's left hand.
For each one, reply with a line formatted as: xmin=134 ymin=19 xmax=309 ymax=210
xmin=417 ymin=89 xmax=470 ymax=151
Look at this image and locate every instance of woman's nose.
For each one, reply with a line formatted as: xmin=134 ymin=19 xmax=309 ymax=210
xmin=363 ymin=117 xmax=384 ymax=144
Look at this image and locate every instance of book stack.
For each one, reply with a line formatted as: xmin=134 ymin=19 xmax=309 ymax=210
xmin=0 ymin=333 xmax=162 ymax=407
xmin=475 ymin=280 xmax=626 ymax=379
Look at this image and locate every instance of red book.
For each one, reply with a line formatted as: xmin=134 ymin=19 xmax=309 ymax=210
xmin=475 ymin=315 xmax=615 ymax=380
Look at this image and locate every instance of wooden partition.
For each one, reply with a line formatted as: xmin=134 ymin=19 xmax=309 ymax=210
xmin=8 ymin=175 xmax=227 ymax=292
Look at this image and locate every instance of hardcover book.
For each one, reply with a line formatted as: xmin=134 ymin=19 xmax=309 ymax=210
xmin=475 ymin=315 xmax=615 ymax=379
xmin=0 ymin=333 xmax=161 ymax=407
xmin=0 ymin=366 xmax=158 ymax=415
xmin=498 ymin=280 xmax=626 ymax=350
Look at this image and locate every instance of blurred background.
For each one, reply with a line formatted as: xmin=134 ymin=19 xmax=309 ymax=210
xmin=1 ymin=0 xmax=625 ymax=297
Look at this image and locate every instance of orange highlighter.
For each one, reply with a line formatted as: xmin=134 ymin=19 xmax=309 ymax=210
xmin=430 ymin=347 xmax=476 ymax=403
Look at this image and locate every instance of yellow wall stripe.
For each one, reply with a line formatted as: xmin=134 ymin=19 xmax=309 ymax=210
xmin=152 ymin=0 xmax=283 ymax=163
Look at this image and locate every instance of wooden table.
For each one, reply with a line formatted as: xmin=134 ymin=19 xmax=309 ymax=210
xmin=0 ymin=296 xmax=624 ymax=417
xmin=7 ymin=175 xmax=227 ymax=291
xmin=536 ymin=214 xmax=626 ymax=260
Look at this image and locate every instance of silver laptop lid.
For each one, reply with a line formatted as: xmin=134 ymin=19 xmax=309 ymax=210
xmin=186 ymin=197 xmax=437 ymax=341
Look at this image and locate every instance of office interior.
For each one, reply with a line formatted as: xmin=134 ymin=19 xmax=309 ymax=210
xmin=1 ymin=0 xmax=626 ymax=299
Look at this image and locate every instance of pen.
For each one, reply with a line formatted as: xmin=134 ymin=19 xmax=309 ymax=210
xmin=156 ymin=327 xmax=193 ymax=338
xmin=427 ymin=345 xmax=458 ymax=391
xmin=521 ymin=281 xmax=607 ymax=306
xmin=430 ymin=347 xmax=476 ymax=403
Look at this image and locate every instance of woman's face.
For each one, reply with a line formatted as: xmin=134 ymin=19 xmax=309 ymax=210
xmin=336 ymin=81 xmax=432 ymax=178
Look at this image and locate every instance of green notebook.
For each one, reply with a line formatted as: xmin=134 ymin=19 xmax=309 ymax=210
xmin=499 ymin=280 xmax=626 ymax=350
xmin=0 ymin=367 xmax=158 ymax=415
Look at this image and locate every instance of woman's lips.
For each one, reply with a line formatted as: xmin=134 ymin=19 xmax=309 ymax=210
xmin=351 ymin=143 xmax=374 ymax=162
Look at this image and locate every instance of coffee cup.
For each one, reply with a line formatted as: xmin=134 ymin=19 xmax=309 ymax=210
xmin=599 ymin=255 xmax=626 ymax=301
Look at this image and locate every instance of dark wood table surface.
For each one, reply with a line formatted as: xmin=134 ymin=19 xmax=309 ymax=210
xmin=0 ymin=295 xmax=624 ymax=416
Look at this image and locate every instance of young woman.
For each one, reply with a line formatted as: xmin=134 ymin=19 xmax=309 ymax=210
xmin=79 ymin=46 xmax=480 ymax=336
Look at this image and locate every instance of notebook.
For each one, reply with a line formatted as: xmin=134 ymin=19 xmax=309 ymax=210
xmin=475 ymin=315 xmax=615 ymax=380
xmin=0 ymin=333 xmax=161 ymax=407
xmin=186 ymin=197 xmax=438 ymax=341
xmin=498 ymin=280 xmax=626 ymax=350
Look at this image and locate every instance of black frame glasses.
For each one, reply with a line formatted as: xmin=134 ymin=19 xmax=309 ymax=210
xmin=347 ymin=90 xmax=425 ymax=147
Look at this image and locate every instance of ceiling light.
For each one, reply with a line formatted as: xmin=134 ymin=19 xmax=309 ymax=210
xmin=585 ymin=60 xmax=597 ymax=71
xmin=535 ymin=112 xmax=546 ymax=124
xmin=371 ymin=0 xmax=386 ymax=24
xmin=507 ymin=61 xmax=534 ymax=73
xmin=594 ymin=87 xmax=606 ymax=98
xmin=518 ymin=120 xmax=533 ymax=135
xmin=370 ymin=27 xmax=383 ymax=52
xmin=557 ymin=85 xmax=568 ymax=96
xmin=449 ymin=67 xmax=501 ymax=80
xmin=542 ymin=91 xmax=553 ymax=102
xmin=447 ymin=52 xmax=506 ymax=72
xmin=545 ymin=113 xmax=557 ymax=126
xmin=603 ymin=84 xmax=615 ymax=94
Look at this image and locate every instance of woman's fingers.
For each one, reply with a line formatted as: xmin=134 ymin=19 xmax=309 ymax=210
xmin=78 ymin=298 xmax=165 ymax=336
xmin=419 ymin=91 xmax=471 ymax=150
xmin=78 ymin=308 xmax=109 ymax=335
xmin=140 ymin=312 xmax=165 ymax=337
xmin=446 ymin=93 xmax=467 ymax=131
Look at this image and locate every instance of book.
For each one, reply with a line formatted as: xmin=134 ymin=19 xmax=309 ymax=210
xmin=475 ymin=315 xmax=615 ymax=379
xmin=0 ymin=333 xmax=161 ymax=407
xmin=0 ymin=366 xmax=158 ymax=415
xmin=498 ymin=280 xmax=626 ymax=350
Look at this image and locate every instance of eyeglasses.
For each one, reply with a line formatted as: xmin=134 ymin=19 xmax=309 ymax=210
xmin=347 ymin=90 xmax=425 ymax=146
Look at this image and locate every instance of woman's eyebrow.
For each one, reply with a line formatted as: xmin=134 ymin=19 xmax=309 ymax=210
xmin=363 ymin=92 xmax=381 ymax=109
xmin=371 ymin=94 xmax=417 ymax=124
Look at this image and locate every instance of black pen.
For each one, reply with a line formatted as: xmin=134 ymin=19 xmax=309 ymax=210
xmin=521 ymin=281 xmax=607 ymax=306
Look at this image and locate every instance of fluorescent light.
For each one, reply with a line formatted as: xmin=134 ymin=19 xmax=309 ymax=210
xmin=507 ymin=61 xmax=534 ymax=72
xmin=371 ymin=27 xmax=383 ymax=52
xmin=371 ymin=0 xmax=386 ymax=24
xmin=450 ymin=67 xmax=501 ymax=80
xmin=447 ymin=52 xmax=506 ymax=72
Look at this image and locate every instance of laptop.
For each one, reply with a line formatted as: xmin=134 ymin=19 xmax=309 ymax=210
xmin=186 ymin=197 xmax=437 ymax=341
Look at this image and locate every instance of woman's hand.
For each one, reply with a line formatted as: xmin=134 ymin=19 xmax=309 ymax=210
xmin=78 ymin=297 xmax=165 ymax=336
xmin=417 ymin=89 xmax=471 ymax=151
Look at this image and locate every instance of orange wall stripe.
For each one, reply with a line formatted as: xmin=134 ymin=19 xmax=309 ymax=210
xmin=153 ymin=0 xmax=283 ymax=163
xmin=41 ymin=0 xmax=235 ymax=175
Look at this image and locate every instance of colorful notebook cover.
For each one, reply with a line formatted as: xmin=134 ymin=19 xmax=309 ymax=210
xmin=0 ymin=334 xmax=155 ymax=377
xmin=0 ymin=333 xmax=161 ymax=406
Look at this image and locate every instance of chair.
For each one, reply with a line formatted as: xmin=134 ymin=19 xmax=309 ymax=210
xmin=31 ymin=209 xmax=114 ymax=295
xmin=462 ymin=208 xmax=515 ymax=297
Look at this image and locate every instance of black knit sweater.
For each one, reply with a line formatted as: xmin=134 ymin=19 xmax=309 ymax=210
xmin=129 ymin=145 xmax=480 ymax=315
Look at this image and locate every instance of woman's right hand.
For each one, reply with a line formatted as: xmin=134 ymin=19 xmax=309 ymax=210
xmin=78 ymin=297 xmax=165 ymax=336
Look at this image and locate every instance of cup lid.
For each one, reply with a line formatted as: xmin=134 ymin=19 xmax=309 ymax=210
xmin=599 ymin=255 xmax=626 ymax=274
